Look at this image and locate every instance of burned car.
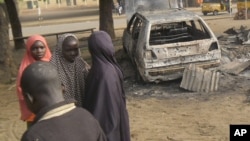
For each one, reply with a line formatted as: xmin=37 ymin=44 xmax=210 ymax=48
xmin=122 ymin=9 xmax=221 ymax=83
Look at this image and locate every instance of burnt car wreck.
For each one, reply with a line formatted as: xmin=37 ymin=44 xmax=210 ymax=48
xmin=122 ymin=9 xmax=221 ymax=83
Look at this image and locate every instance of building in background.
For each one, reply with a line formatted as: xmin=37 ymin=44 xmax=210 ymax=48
xmin=19 ymin=0 xmax=99 ymax=9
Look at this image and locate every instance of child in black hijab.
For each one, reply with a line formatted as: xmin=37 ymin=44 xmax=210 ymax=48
xmin=84 ymin=31 xmax=131 ymax=141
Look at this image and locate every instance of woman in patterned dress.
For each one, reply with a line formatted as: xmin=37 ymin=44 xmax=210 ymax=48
xmin=50 ymin=33 xmax=90 ymax=107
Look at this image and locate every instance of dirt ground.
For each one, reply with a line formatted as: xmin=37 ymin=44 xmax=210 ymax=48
xmin=1 ymin=16 xmax=250 ymax=141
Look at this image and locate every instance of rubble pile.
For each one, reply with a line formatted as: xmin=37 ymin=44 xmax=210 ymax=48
xmin=219 ymin=25 xmax=250 ymax=45
xmin=217 ymin=26 xmax=250 ymax=77
xmin=180 ymin=26 xmax=250 ymax=93
xmin=218 ymin=26 xmax=250 ymax=63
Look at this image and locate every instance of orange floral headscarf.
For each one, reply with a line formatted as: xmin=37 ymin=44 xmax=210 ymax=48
xmin=16 ymin=35 xmax=52 ymax=121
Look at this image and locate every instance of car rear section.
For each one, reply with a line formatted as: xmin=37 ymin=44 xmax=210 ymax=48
xmin=137 ymin=11 xmax=221 ymax=83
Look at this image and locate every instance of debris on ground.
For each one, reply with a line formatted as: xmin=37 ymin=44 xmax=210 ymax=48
xmin=219 ymin=26 xmax=250 ymax=45
xmin=180 ymin=64 xmax=220 ymax=93
xmin=217 ymin=26 xmax=250 ymax=77
xmin=218 ymin=60 xmax=250 ymax=75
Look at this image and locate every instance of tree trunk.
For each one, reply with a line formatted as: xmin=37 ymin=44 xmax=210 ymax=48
xmin=0 ymin=4 xmax=6 ymax=64
xmin=99 ymin=0 xmax=116 ymax=39
xmin=0 ymin=4 xmax=17 ymax=83
xmin=4 ymin=0 xmax=25 ymax=49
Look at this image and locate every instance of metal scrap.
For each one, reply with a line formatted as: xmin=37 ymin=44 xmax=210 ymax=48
xmin=218 ymin=60 xmax=250 ymax=75
xmin=221 ymin=26 xmax=250 ymax=45
xmin=180 ymin=64 xmax=220 ymax=93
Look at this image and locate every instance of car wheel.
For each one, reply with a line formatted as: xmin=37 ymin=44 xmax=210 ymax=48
xmin=203 ymin=12 xmax=207 ymax=16
xmin=213 ymin=10 xmax=218 ymax=15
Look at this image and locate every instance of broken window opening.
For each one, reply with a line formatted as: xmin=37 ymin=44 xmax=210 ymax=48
xmin=149 ymin=20 xmax=211 ymax=45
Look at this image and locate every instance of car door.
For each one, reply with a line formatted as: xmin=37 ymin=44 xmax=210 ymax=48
xmin=130 ymin=17 xmax=143 ymax=61
xmin=123 ymin=14 xmax=137 ymax=57
xmin=123 ymin=14 xmax=143 ymax=59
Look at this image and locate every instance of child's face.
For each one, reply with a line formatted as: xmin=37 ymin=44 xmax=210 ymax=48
xmin=62 ymin=39 xmax=79 ymax=62
xmin=30 ymin=41 xmax=46 ymax=61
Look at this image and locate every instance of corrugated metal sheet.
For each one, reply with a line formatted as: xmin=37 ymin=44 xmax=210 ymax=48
xmin=180 ymin=64 xmax=220 ymax=92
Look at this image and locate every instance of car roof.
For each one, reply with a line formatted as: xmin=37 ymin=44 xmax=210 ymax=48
xmin=136 ymin=9 xmax=201 ymax=23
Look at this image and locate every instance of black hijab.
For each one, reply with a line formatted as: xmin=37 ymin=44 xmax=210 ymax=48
xmin=84 ymin=31 xmax=130 ymax=141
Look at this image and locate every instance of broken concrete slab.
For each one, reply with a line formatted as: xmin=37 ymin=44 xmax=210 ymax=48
xmin=218 ymin=60 xmax=250 ymax=75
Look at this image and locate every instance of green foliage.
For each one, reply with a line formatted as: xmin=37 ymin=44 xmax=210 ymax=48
xmin=0 ymin=0 xmax=4 ymax=4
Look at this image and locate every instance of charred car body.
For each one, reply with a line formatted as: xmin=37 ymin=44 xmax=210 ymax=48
xmin=122 ymin=9 xmax=221 ymax=83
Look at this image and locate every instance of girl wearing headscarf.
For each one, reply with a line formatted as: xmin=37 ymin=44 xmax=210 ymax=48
xmin=84 ymin=31 xmax=131 ymax=141
xmin=50 ymin=33 xmax=90 ymax=107
xmin=16 ymin=35 xmax=52 ymax=125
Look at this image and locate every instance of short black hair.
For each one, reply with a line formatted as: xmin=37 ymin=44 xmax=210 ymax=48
xmin=21 ymin=61 xmax=60 ymax=94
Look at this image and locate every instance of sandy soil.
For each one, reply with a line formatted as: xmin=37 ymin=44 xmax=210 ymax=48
xmin=1 ymin=15 xmax=250 ymax=141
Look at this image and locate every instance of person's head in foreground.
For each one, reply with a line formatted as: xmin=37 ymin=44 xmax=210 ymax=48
xmin=20 ymin=61 xmax=64 ymax=114
xmin=20 ymin=61 xmax=107 ymax=141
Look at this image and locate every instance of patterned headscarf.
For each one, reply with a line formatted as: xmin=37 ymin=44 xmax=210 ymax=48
xmin=16 ymin=34 xmax=52 ymax=121
xmin=50 ymin=33 xmax=90 ymax=107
